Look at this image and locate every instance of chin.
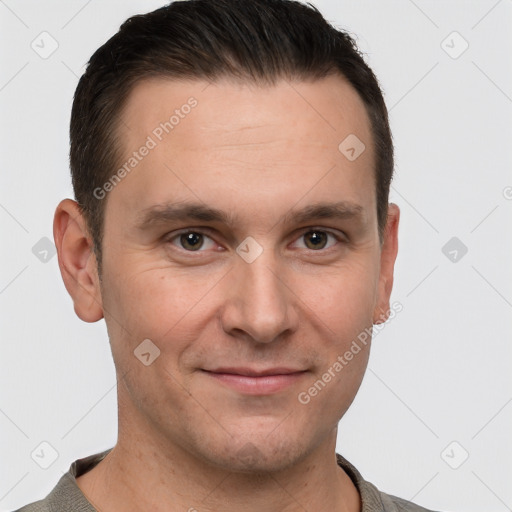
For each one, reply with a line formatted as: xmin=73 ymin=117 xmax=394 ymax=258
xmin=198 ymin=433 xmax=310 ymax=475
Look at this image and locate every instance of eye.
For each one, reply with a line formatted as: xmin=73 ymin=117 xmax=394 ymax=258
xmin=168 ymin=230 xmax=217 ymax=252
xmin=292 ymin=229 xmax=341 ymax=251
xmin=165 ymin=228 xmax=344 ymax=254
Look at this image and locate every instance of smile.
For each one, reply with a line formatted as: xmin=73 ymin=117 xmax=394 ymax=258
xmin=201 ymin=369 xmax=308 ymax=395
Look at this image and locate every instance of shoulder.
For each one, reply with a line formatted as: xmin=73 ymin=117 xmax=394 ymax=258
xmin=13 ymin=499 xmax=51 ymax=512
xmin=336 ymin=453 xmax=441 ymax=512
xmin=12 ymin=471 xmax=95 ymax=512
xmin=12 ymin=450 xmax=111 ymax=512
xmin=370 ymin=481 xmax=441 ymax=512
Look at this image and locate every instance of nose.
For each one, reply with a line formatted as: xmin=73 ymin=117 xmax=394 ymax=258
xmin=220 ymin=250 xmax=299 ymax=344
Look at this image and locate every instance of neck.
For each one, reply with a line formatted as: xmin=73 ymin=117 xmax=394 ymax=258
xmin=76 ymin=405 xmax=360 ymax=512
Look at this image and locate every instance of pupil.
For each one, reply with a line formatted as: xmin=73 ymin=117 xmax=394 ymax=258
xmin=182 ymin=232 xmax=202 ymax=250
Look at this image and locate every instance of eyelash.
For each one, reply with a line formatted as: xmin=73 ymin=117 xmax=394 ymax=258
xmin=165 ymin=227 xmax=347 ymax=254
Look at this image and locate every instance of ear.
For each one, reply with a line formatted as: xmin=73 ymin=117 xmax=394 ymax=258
xmin=373 ymin=203 xmax=400 ymax=325
xmin=53 ymin=199 xmax=104 ymax=322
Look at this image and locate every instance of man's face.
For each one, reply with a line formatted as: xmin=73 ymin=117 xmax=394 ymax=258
xmin=95 ymin=75 xmax=397 ymax=471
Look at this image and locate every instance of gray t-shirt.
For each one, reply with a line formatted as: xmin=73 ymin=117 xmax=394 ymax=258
xmin=14 ymin=449 xmax=439 ymax=511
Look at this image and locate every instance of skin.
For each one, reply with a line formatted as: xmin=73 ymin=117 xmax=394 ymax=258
xmin=54 ymin=74 xmax=400 ymax=512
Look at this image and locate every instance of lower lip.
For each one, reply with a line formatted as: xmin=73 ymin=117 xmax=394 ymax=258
xmin=202 ymin=371 xmax=307 ymax=395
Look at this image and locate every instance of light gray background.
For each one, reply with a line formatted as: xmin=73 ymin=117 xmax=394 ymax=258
xmin=1 ymin=1 xmax=511 ymax=511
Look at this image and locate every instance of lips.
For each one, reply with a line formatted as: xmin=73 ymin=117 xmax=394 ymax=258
xmin=201 ymin=367 xmax=308 ymax=395
xmin=204 ymin=367 xmax=305 ymax=377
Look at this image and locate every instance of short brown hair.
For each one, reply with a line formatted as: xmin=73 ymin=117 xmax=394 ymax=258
xmin=70 ymin=0 xmax=394 ymax=276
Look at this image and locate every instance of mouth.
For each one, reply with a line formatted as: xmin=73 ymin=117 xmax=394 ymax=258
xmin=200 ymin=367 xmax=308 ymax=395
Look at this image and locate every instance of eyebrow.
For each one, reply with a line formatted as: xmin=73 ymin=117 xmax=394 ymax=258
xmin=135 ymin=200 xmax=366 ymax=231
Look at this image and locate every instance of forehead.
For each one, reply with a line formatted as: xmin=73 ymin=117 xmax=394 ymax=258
xmin=120 ymin=74 xmax=372 ymax=149
xmin=109 ymin=75 xmax=376 ymax=229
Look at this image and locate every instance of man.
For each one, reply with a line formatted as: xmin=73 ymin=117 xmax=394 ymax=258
xmin=16 ymin=0 xmax=438 ymax=510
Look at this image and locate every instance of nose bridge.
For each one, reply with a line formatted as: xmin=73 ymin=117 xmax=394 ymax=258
xmin=222 ymin=246 xmax=296 ymax=344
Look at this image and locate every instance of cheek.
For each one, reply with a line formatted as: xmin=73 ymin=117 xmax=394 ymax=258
xmin=104 ymin=267 xmax=208 ymax=336
xmin=100 ymin=264 xmax=223 ymax=378
xmin=294 ymin=257 xmax=377 ymax=407
xmin=301 ymin=259 xmax=378 ymax=338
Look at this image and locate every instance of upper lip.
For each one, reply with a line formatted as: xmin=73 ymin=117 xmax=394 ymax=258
xmin=204 ymin=367 xmax=306 ymax=377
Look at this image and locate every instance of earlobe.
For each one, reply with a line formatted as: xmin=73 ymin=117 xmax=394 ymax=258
xmin=372 ymin=203 xmax=400 ymax=325
xmin=53 ymin=199 xmax=104 ymax=323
